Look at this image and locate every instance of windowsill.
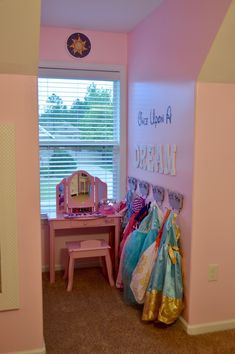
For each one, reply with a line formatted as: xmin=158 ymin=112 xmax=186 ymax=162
xmin=41 ymin=213 xmax=48 ymax=219
xmin=40 ymin=213 xmax=49 ymax=224
xmin=41 ymin=212 xmax=58 ymax=220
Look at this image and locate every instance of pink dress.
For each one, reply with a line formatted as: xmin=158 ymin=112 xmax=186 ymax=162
xmin=116 ymin=195 xmax=146 ymax=288
xmin=116 ymin=231 xmax=133 ymax=288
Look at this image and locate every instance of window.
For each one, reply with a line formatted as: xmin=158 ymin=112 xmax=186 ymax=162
xmin=38 ymin=66 xmax=124 ymax=215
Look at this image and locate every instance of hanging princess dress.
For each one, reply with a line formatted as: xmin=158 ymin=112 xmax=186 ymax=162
xmin=121 ymin=189 xmax=136 ymax=228
xmin=116 ymin=202 xmax=150 ymax=289
xmin=119 ymin=194 xmax=146 ymax=257
xmin=130 ymin=209 xmax=170 ymax=304
xmin=142 ymin=211 xmax=184 ymax=325
xmin=122 ymin=204 xmax=163 ymax=305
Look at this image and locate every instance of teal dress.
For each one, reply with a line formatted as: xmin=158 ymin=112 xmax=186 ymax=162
xmin=122 ymin=205 xmax=162 ymax=305
xmin=142 ymin=211 xmax=184 ymax=324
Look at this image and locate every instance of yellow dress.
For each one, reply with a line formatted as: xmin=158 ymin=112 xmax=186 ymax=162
xmin=142 ymin=212 xmax=184 ymax=324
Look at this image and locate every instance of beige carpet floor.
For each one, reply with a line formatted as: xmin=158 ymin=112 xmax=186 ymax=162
xmin=43 ymin=268 xmax=235 ymax=354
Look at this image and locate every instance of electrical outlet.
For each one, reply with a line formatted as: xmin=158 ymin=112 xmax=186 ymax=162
xmin=208 ymin=264 xmax=219 ymax=281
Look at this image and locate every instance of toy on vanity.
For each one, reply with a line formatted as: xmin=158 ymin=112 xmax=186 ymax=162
xmin=98 ymin=199 xmax=119 ymax=215
xmin=56 ymin=170 xmax=109 ymax=217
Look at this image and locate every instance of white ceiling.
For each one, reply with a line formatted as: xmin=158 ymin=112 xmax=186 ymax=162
xmin=41 ymin=0 xmax=163 ymax=33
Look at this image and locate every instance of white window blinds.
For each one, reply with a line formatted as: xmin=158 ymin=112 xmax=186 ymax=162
xmin=38 ymin=72 xmax=121 ymax=214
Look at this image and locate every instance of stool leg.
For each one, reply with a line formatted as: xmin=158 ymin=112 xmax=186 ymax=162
xmin=63 ymin=250 xmax=69 ymax=280
xmin=67 ymin=256 xmax=75 ymax=292
xmin=100 ymin=256 xmax=107 ymax=277
xmin=105 ymin=251 xmax=115 ymax=287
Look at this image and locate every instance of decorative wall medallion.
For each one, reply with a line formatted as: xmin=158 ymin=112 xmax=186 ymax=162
xmin=168 ymin=191 xmax=184 ymax=212
xmin=152 ymin=185 xmax=165 ymax=206
xmin=127 ymin=176 xmax=137 ymax=192
xmin=67 ymin=33 xmax=91 ymax=58
xmin=139 ymin=180 xmax=150 ymax=198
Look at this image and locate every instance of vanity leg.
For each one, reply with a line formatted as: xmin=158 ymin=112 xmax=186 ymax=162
xmin=49 ymin=222 xmax=55 ymax=283
xmin=114 ymin=219 xmax=121 ymax=275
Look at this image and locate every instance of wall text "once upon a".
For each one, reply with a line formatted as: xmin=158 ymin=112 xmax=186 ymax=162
xmin=137 ymin=106 xmax=172 ymax=128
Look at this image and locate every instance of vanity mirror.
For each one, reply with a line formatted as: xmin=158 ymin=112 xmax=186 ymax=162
xmin=56 ymin=170 xmax=108 ymax=216
xmin=67 ymin=171 xmax=95 ymax=212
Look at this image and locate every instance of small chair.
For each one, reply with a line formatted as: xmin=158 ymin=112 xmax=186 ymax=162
xmin=64 ymin=239 xmax=115 ymax=291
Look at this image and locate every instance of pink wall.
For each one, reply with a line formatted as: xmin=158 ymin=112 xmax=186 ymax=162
xmin=127 ymin=0 xmax=230 ymax=322
xmin=128 ymin=82 xmax=195 ymax=319
xmin=128 ymin=0 xmax=231 ymax=82
xmin=0 ymin=75 xmax=44 ymax=353
xmin=40 ymin=26 xmax=127 ymax=65
xmin=0 ymin=2 xmax=44 ymax=353
xmin=39 ymin=2 xmax=233 ymax=328
xmin=40 ymin=26 xmax=128 ymax=270
xmin=189 ymin=82 xmax=235 ymax=324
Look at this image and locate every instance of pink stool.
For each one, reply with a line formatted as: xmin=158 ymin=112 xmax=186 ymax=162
xmin=64 ymin=239 xmax=115 ymax=291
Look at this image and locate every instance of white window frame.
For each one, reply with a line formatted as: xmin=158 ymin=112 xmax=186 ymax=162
xmin=38 ymin=61 xmax=127 ymax=203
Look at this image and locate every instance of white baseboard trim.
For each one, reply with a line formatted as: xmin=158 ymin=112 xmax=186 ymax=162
xmin=179 ymin=316 xmax=235 ymax=335
xmin=9 ymin=345 xmax=46 ymax=354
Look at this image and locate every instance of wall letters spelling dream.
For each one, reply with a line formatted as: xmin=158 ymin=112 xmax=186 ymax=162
xmin=135 ymin=144 xmax=177 ymax=176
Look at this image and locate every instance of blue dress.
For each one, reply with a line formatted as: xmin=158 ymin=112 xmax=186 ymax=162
xmin=142 ymin=211 xmax=184 ymax=324
xmin=122 ymin=190 xmax=136 ymax=228
xmin=122 ymin=205 xmax=162 ymax=305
